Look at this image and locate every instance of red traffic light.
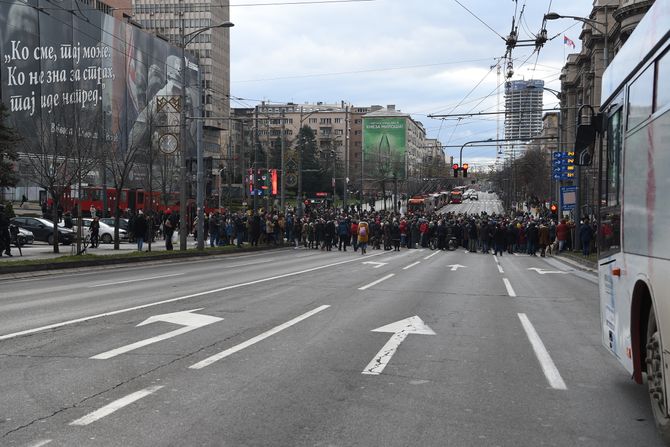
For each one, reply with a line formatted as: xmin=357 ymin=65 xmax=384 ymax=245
xmin=452 ymin=164 xmax=459 ymax=170
xmin=550 ymin=203 xmax=558 ymax=212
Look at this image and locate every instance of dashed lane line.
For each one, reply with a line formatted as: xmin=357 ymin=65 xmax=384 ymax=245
xmin=358 ymin=274 xmax=395 ymax=291
xmin=69 ymin=385 xmax=164 ymax=426
xmin=189 ymin=305 xmax=330 ymax=369
xmin=502 ymin=278 xmax=517 ymax=297
xmin=403 ymin=262 xmax=420 ymax=270
xmin=518 ymin=313 xmax=568 ymax=390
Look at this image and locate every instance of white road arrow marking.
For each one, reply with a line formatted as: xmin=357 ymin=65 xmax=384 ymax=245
xmin=362 ymin=261 xmax=387 ymax=269
xmin=91 ymin=308 xmax=222 ymax=360
xmin=448 ymin=264 xmax=467 ymax=271
xmin=527 ymin=267 xmax=569 ymax=275
xmin=362 ymin=316 xmax=435 ymax=375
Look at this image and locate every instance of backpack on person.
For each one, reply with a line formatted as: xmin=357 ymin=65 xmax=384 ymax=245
xmin=359 ymin=226 xmax=366 ymax=237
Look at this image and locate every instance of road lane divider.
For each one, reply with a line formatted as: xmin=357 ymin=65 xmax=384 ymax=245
xmin=423 ymin=251 xmax=440 ymax=260
xmin=502 ymin=278 xmax=516 ymax=297
xmin=358 ymin=274 xmax=395 ymax=291
xmin=0 ymin=254 xmax=382 ymax=342
xmin=189 ymin=305 xmax=330 ymax=369
xmin=403 ymin=262 xmax=420 ymax=270
xmin=69 ymin=385 xmax=164 ymax=426
xmin=517 ymin=313 xmax=567 ymax=390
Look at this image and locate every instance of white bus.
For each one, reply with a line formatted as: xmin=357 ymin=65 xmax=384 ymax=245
xmin=589 ymin=0 xmax=670 ymax=440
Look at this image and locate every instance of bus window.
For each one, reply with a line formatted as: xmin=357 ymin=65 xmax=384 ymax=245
xmin=137 ymin=192 xmax=145 ymax=207
xmin=656 ymin=49 xmax=670 ymax=112
xmin=90 ymin=188 xmax=101 ymax=202
xmin=599 ymin=107 xmax=622 ymax=258
xmin=627 ymin=64 xmax=654 ymax=130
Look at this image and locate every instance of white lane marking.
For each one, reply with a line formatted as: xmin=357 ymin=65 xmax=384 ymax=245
xmin=90 ymin=309 xmax=222 ymax=360
xmin=362 ymin=316 xmax=435 ymax=375
xmin=513 ymin=253 xmax=520 ymax=257
xmin=493 ymin=255 xmax=499 ymax=264
xmin=69 ymin=385 xmax=164 ymax=426
xmin=0 ymin=254 xmax=382 ymax=342
xmin=497 ymin=265 xmax=504 ymax=274
xmin=358 ymin=274 xmax=395 ymax=291
xmin=189 ymin=305 xmax=330 ymax=369
xmin=423 ymin=251 xmax=439 ymax=260
xmin=518 ymin=313 xmax=568 ymax=390
xmin=503 ymin=278 xmax=516 ymax=297
xmin=403 ymin=262 xmax=420 ymax=270
xmin=27 ymin=441 xmax=52 ymax=447
xmin=88 ymin=273 xmax=184 ymax=288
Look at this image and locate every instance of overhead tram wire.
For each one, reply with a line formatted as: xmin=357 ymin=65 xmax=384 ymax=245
xmin=232 ymin=57 xmax=495 ymax=83
xmin=451 ymin=0 xmax=506 ymax=41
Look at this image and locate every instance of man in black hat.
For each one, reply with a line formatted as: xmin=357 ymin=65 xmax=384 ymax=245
xmin=0 ymin=203 xmax=12 ymax=257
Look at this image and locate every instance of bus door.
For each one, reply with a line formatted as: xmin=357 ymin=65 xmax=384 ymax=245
xmin=598 ymin=103 xmax=631 ymax=372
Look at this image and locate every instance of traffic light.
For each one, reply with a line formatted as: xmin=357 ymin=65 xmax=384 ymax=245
xmin=550 ymin=203 xmax=558 ymax=218
xmin=462 ymin=163 xmax=469 ymax=178
xmin=453 ymin=163 xmax=459 ymax=177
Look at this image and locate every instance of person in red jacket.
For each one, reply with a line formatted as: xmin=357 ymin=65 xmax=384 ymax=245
xmin=350 ymin=220 xmax=359 ymax=252
xmin=399 ymin=219 xmax=408 ymax=247
xmin=556 ymin=219 xmax=569 ymax=252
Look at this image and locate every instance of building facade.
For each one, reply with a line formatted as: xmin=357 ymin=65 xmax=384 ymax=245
xmin=228 ymin=103 xmax=443 ymax=202
xmin=132 ymin=0 xmax=232 ymax=159
xmin=559 ymin=0 xmax=654 ymax=219
xmin=504 ymin=79 xmax=545 ymax=144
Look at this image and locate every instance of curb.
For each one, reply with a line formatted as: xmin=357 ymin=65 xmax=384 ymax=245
xmin=554 ymin=253 xmax=597 ymax=273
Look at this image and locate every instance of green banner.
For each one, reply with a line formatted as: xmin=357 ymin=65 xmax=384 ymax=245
xmin=363 ymin=117 xmax=407 ymax=180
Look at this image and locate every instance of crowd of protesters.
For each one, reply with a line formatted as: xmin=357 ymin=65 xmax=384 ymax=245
xmin=121 ymin=201 xmax=594 ymax=257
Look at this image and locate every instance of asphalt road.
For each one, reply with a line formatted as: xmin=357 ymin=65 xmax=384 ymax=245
xmin=438 ymin=191 xmax=505 ymax=216
xmin=0 ymin=244 xmax=665 ymax=446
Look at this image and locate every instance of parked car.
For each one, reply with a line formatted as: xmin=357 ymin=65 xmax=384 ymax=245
xmin=470 ymin=192 xmax=479 ymax=201
xmin=100 ymin=217 xmax=130 ymax=232
xmin=10 ymin=217 xmax=75 ymax=245
xmin=9 ymin=225 xmax=34 ymax=246
xmin=75 ymin=218 xmax=128 ymax=244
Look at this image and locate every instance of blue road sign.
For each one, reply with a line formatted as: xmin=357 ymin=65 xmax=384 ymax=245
xmin=553 ymin=151 xmax=565 ymax=159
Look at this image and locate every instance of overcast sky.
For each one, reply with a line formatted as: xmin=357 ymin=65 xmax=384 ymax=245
xmin=229 ymin=0 xmax=593 ymax=169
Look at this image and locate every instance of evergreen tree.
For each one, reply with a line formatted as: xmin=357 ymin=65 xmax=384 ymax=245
xmin=0 ymin=102 xmax=20 ymax=193
xmin=297 ymin=126 xmax=327 ymax=195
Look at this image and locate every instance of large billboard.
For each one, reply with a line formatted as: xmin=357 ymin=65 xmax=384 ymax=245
xmin=0 ymin=0 xmax=199 ymax=186
xmin=362 ymin=116 xmax=406 ymax=180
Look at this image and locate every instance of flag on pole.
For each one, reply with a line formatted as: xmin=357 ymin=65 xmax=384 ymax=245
xmin=563 ymin=35 xmax=576 ymax=49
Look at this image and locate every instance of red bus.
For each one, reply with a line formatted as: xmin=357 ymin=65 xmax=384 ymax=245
xmin=48 ymin=186 xmax=199 ymax=216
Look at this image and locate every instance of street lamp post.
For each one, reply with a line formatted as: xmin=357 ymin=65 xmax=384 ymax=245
xmin=178 ymin=20 xmax=234 ymax=251
xmin=545 ymin=9 xmax=608 ymax=247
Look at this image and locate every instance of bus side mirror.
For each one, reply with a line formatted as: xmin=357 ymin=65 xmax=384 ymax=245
xmin=575 ymin=123 xmax=596 ymax=166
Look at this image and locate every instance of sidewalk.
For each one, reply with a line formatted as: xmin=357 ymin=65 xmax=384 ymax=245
xmin=555 ymin=251 xmax=597 ymax=273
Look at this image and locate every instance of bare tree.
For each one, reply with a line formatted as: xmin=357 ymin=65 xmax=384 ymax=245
xmin=22 ymin=105 xmax=99 ymax=253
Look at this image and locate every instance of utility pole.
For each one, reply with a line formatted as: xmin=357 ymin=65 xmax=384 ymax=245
xmin=253 ymin=106 xmax=259 ymax=213
xmin=280 ymin=110 xmax=286 ymax=211
xmin=343 ymin=105 xmax=349 ymax=210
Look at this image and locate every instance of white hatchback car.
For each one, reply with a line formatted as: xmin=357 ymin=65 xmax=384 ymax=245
xmin=75 ymin=218 xmax=128 ymax=244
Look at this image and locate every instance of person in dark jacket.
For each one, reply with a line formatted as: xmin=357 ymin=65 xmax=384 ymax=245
xmin=526 ymin=222 xmax=539 ymax=256
xmin=493 ymin=224 xmax=506 ymax=256
xmin=580 ymin=218 xmax=594 ymax=256
xmin=134 ymin=210 xmax=148 ymax=251
xmin=391 ymin=221 xmax=401 ymax=251
xmin=337 ymin=218 xmax=349 ymax=251
xmin=0 ymin=203 xmax=12 ymax=257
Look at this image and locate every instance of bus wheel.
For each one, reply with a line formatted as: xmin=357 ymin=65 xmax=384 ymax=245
xmin=646 ymin=306 xmax=670 ymax=441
